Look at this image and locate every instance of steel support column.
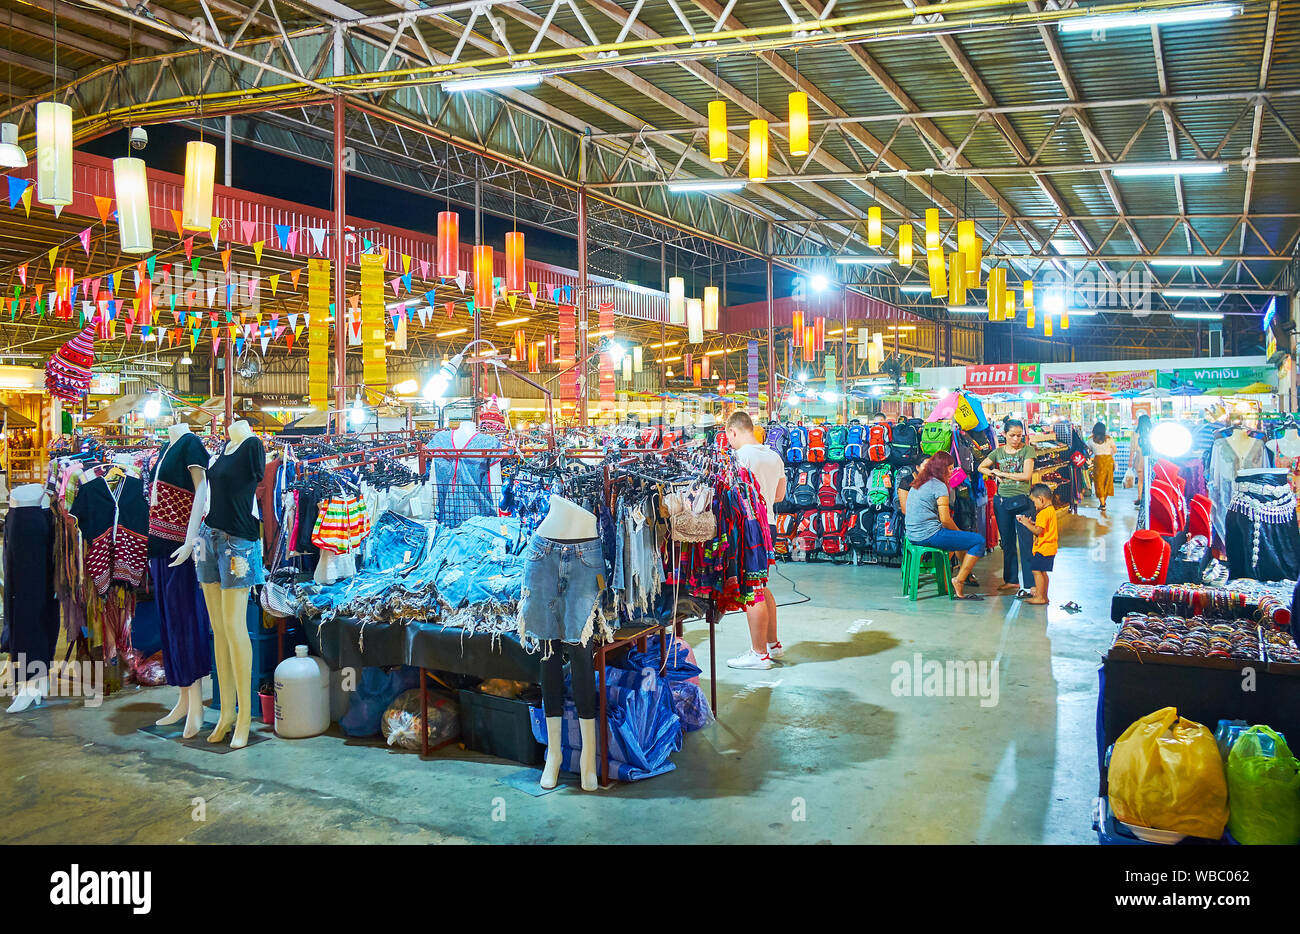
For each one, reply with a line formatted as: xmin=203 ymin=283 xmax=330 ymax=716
xmin=841 ymin=287 xmax=849 ymax=424
xmin=766 ymin=254 xmax=776 ymax=418
xmin=577 ymin=184 xmax=589 ymax=427
xmin=660 ymin=241 xmax=667 ymax=428
xmin=224 ymin=290 xmax=234 ymax=426
xmin=473 ymin=177 xmax=482 ymax=409
xmin=333 ymin=95 xmax=347 ymax=435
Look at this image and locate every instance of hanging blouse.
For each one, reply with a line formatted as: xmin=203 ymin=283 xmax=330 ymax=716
xmin=69 ymin=472 xmax=150 ymax=595
xmin=147 ymin=432 xmax=210 ymax=559
xmin=1208 ymin=435 xmax=1267 ymax=543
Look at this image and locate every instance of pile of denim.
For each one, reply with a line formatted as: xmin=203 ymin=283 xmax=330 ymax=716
xmin=292 ymin=511 xmax=532 ymax=647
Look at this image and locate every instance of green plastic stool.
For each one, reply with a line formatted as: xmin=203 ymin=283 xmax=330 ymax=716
xmin=901 ymin=540 xmax=954 ymax=601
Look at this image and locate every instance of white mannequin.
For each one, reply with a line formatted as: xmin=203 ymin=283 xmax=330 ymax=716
xmin=200 ymin=419 xmax=256 ymax=749
xmin=5 ymin=484 xmax=51 ymax=713
xmin=535 ymin=494 xmax=600 ymax=793
xmin=1228 ymin=427 xmax=1255 ymax=460
xmin=152 ymin=422 xmax=210 ymax=738
xmin=1270 ymin=428 xmax=1300 ymax=459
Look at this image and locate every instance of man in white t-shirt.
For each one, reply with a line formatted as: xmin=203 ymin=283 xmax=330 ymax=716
xmin=725 ymin=410 xmax=787 ymax=670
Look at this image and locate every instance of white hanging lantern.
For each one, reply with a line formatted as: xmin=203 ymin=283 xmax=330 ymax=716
xmin=703 ymin=286 xmax=719 ymax=330
xmin=687 ymin=297 xmax=704 ymax=344
xmin=36 ymin=101 xmax=73 ymax=206
xmin=668 ymin=276 xmax=685 ymax=324
xmin=632 ymin=345 xmax=643 ymax=373
xmin=0 ymin=123 xmax=27 ymax=168
xmin=857 ymin=327 xmax=870 ymax=359
xmin=112 ymin=156 xmax=153 ymax=254
xmin=182 ymin=139 xmax=217 ymax=232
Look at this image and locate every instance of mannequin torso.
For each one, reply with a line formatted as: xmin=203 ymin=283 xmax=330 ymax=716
xmin=225 ymin=419 xmax=253 ymax=455
xmin=1227 ymin=428 xmax=1255 ymax=460
xmin=535 ymin=494 xmax=597 ymax=541
xmin=1270 ymin=429 xmax=1300 ymax=460
xmin=9 ymin=483 xmax=47 ymax=508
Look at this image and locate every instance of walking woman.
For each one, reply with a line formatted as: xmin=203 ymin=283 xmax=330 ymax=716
xmin=899 ymin=451 xmax=987 ymax=600
xmin=978 ymin=418 xmax=1037 ymax=598
xmin=1128 ymin=413 xmax=1152 ymax=505
xmin=1088 ymin=421 xmax=1117 ymax=514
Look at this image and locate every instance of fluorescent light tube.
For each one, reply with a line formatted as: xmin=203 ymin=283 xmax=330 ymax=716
xmin=1059 ymin=5 xmax=1240 ymax=33
xmin=1173 ymin=312 xmax=1225 ymax=320
xmin=1112 ymin=162 xmax=1226 ymax=177
xmin=834 ymin=256 xmax=894 ymax=265
xmin=1162 ymin=289 xmax=1224 ymax=298
xmin=667 ymin=180 xmax=746 ymax=193
xmin=443 ymin=73 xmax=543 ymax=92
xmin=899 ymin=284 xmax=931 ymax=293
xmin=1149 ymin=257 xmax=1224 ymax=267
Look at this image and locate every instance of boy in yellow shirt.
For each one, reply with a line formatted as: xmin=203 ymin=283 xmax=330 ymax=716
xmin=1017 ymin=483 xmax=1059 ymax=607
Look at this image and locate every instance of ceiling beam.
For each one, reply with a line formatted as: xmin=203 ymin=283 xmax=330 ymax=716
xmin=3 ymin=0 xmax=172 ymax=52
xmin=2 ymin=9 xmax=131 ymax=61
xmin=0 ymin=47 xmax=74 ymax=82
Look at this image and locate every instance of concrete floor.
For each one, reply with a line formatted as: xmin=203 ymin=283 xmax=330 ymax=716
xmin=0 ymin=496 xmax=1131 ymax=844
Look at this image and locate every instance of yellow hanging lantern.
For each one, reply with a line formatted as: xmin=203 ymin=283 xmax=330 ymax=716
xmin=925 ymin=208 xmax=940 ymax=251
xmin=708 ymin=100 xmax=727 ymax=163
xmin=927 ymin=249 xmax=947 ymax=298
xmin=1044 ymin=314 xmax=1054 ymax=337
xmin=748 ymin=120 xmax=769 ymax=182
xmin=967 ymin=236 xmax=982 ymax=289
xmin=1004 ymin=289 xmax=1015 ymax=321
xmin=948 ymin=251 xmax=966 ymax=306
xmin=182 ymin=140 xmax=217 ymax=232
xmin=898 ymin=223 xmax=913 ymax=266
xmin=703 ymin=286 xmax=719 ymax=330
xmin=788 ymin=92 xmax=809 ymax=158
xmin=1023 ymin=281 xmax=1034 ymax=315
xmin=1061 ymin=307 xmax=1070 ymax=330
xmin=867 ymin=206 xmax=882 ymax=248
xmin=1026 ymin=304 xmax=1036 ymax=329
xmin=957 ymin=219 xmax=973 ymax=258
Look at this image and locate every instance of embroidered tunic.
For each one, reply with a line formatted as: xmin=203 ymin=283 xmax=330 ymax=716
xmin=69 ymin=472 xmax=150 ymax=595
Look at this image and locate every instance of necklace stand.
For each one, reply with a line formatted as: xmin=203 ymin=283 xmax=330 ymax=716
xmin=1125 ymin=529 xmax=1171 ymax=584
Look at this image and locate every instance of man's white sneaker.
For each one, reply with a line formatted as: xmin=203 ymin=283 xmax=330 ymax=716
xmin=727 ymin=649 xmax=774 ymax=670
xmin=766 ymin=641 xmax=785 ymax=659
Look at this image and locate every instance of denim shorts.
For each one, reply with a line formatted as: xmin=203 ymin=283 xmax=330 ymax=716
xmin=914 ymin=527 xmax=987 ymax=557
xmin=194 ymin=523 xmax=266 ymax=589
xmin=517 ymin=533 xmax=608 ymax=645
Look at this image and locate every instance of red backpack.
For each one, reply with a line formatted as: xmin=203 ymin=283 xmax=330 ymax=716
xmin=817 ymin=463 xmax=842 ymax=508
xmin=806 ymin=426 xmax=826 ymax=462
xmin=818 ymin=509 xmax=848 ymax=558
xmin=794 ymin=510 xmax=820 ymax=555
xmin=867 ymin=423 xmax=891 ymax=462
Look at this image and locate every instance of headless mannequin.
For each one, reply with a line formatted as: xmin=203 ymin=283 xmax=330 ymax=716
xmin=1124 ymin=529 xmax=1171 ymax=584
xmin=1270 ymin=428 xmax=1300 ymax=460
xmin=452 ymin=419 xmax=502 ymax=500
xmin=200 ymin=420 xmax=255 ymax=749
xmin=1227 ymin=427 xmax=1255 ymax=461
xmin=535 ymin=494 xmax=600 ymax=792
xmin=152 ymin=423 xmax=209 ymax=738
xmin=5 ymin=483 xmax=52 ymax=713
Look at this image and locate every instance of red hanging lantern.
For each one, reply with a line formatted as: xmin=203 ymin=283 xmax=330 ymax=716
xmin=544 ymin=333 xmax=555 ymax=364
xmin=813 ymin=315 xmax=825 ymax=352
xmin=528 ymin=341 xmax=540 ymax=374
xmin=513 ymin=328 xmax=526 ymax=361
xmin=55 ymin=267 xmax=74 ymax=317
xmin=803 ymin=327 xmax=815 ymax=362
xmin=701 ymin=355 xmax=711 ymax=380
xmin=504 ymin=231 xmax=525 ymax=293
xmin=437 ymin=211 xmax=459 ymax=279
xmin=472 ymin=245 xmax=493 ymax=312
xmin=693 ymin=363 xmax=702 ymax=388
xmin=792 ymin=309 xmax=804 ymax=347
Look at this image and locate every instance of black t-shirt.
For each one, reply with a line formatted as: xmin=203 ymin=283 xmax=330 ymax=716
xmin=147 ymin=432 xmax=211 ymax=558
xmin=205 ymin=436 xmax=266 ymax=543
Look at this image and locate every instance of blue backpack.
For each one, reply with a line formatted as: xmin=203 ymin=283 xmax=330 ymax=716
xmin=786 ymin=425 xmax=808 ymax=464
xmin=765 ymin=422 xmax=788 ymax=460
xmin=845 ymin=423 xmax=866 ymax=460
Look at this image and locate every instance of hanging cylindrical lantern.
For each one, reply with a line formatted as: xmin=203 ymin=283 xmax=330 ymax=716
xmin=868 ymin=206 xmax=882 ymax=248
xmin=55 ymin=266 xmax=73 ymax=316
xmin=513 ymin=328 xmax=526 ymax=361
xmin=437 ymin=211 xmax=459 ymax=279
xmin=1061 ymin=307 xmax=1070 ymax=330
xmin=1026 ymin=304 xmax=1036 ymax=329
xmin=803 ymin=327 xmax=816 ymax=362
xmin=623 ymin=355 xmax=633 ymax=382
xmin=857 ymin=327 xmax=870 ymax=359
xmin=701 ymin=354 xmax=711 ymax=381
xmin=874 ymin=332 xmax=884 ymax=357
xmin=948 ymin=251 xmax=966 ymax=306
xmin=708 ymin=100 xmax=728 ymax=163
xmin=788 ymin=92 xmax=809 ymax=158
xmin=504 ymin=231 xmax=525 ymax=292
xmin=687 ymin=297 xmax=704 ymax=344
xmin=748 ymin=119 xmax=769 ymax=182
xmin=792 ymin=309 xmax=804 ymax=347
xmin=987 ymin=267 xmax=1004 ymax=320
xmin=668 ymin=276 xmax=685 ymax=324
xmin=925 ymin=208 xmax=940 ymax=251
xmin=113 ymin=156 xmax=153 ymax=255
xmin=813 ymin=315 xmax=825 ymax=352
xmin=1044 ymin=315 xmax=1053 ymax=337
xmin=36 ymin=101 xmax=72 ymax=206
xmin=1004 ymin=289 xmax=1015 ymax=321
xmin=632 ymin=345 xmax=643 ymax=372
xmin=181 ymin=140 xmax=217 ymax=232
xmin=927 ymin=249 xmax=946 ymax=298
xmin=703 ymin=286 xmax=720 ymax=331
xmin=545 ymin=333 xmax=555 ymax=364
xmin=693 ymin=362 xmax=702 ymax=388
xmin=1023 ymin=280 xmax=1034 ymax=317
xmin=957 ymin=219 xmax=973 ymax=258
xmin=867 ymin=341 xmax=881 ymax=373
xmin=899 ymin=223 xmax=913 ymax=266
xmin=967 ymin=237 xmax=982 ymax=288
xmin=472 ymin=245 xmax=493 ymax=311
xmin=528 ymin=341 xmax=540 ymax=374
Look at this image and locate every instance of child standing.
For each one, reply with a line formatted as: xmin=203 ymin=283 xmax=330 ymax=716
xmin=1017 ymin=483 xmax=1059 ymax=606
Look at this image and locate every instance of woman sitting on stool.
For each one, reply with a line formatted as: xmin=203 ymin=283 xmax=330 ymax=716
xmin=899 ymin=451 xmax=987 ymax=600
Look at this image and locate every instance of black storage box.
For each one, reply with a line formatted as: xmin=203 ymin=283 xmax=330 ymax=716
xmin=457 ymin=689 xmax=544 ymax=765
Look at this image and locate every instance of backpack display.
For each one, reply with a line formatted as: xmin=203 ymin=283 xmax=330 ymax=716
xmin=845 ymin=509 xmax=873 ymax=552
xmin=845 ymin=423 xmax=866 ymax=460
xmin=867 ymin=465 xmax=894 ymax=507
xmin=775 ymin=466 xmax=801 ymax=514
xmin=920 ymin=421 xmax=953 ymax=456
xmin=872 ymin=508 xmax=903 ymax=558
xmin=806 ymin=425 xmax=826 ymax=463
xmin=840 ymin=461 xmax=870 ymax=508
xmin=793 ymin=510 xmax=820 ymax=556
xmin=867 ymin=422 xmax=891 ymax=461
xmin=889 ymin=421 xmax=921 ymax=466
xmin=786 ymin=425 xmax=808 ymax=464
xmin=773 ymin=513 xmax=795 ymax=559
xmin=817 ymin=463 xmax=842 ymax=508
xmin=826 ymin=425 xmax=848 ymax=462
xmin=789 ymin=466 xmax=819 ymax=508
xmin=765 ymin=422 xmax=788 ymax=461
xmin=818 ymin=509 xmax=849 ymax=560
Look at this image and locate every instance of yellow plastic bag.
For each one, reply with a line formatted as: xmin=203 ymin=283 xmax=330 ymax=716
xmin=1108 ymin=706 xmax=1229 ymax=839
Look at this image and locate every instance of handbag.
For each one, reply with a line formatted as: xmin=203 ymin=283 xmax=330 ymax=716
xmin=665 ymin=483 xmax=716 ymax=543
xmin=259 ymin=518 xmax=300 ymax=618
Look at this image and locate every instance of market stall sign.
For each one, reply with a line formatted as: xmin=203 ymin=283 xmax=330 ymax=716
xmin=1044 ymin=369 xmax=1157 ymax=394
xmin=964 ymin=363 xmax=1040 ymax=393
xmin=1157 ymin=366 xmax=1278 ymax=395
xmin=88 ymin=372 xmax=121 ymax=395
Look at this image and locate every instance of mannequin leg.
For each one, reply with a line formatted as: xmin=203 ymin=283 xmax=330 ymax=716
xmin=202 ymin=582 xmax=236 ymax=742
xmin=156 ymin=688 xmax=188 ymax=727
xmin=221 ymin=587 xmax=254 ymax=749
xmin=567 ymin=645 xmax=599 ymax=792
xmin=181 ymin=681 xmax=205 ymax=738
xmin=539 ymin=644 xmax=565 ymax=789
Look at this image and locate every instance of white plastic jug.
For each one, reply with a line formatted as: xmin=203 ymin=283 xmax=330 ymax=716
xmin=274 ymin=645 xmax=330 ymax=738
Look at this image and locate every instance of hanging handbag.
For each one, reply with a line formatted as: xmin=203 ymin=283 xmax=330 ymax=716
xmin=259 ymin=517 xmax=300 ymax=618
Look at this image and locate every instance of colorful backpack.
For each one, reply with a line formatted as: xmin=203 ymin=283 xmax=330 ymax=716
xmin=920 ymin=421 xmax=953 ymax=456
xmin=840 ymin=461 xmax=870 ymax=508
xmin=786 ymin=425 xmax=808 ymax=464
xmin=817 ymin=463 xmax=842 ymax=508
xmin=789 ymin=466 xmax=819 ymax=507
xmin=794 ymin=510 xmax=820 ymax=556
xmin=889 ymin=420 xmax=921 ymax=466
xmin=845 ymin=423 xmax=866 ymax=460
xmin=826 ymin=425 xmax=848 ymax=462
xmin=867 ymin=422 xmax=891 ymax=461
xmin=773 ymin=513 xmax=796 ymax=559
xmin=872 ymin=508 xmax=903 ymax=558
xmin=765 ymin=422 xmax=788 ymax=461
xmin=867 ymin=465 xmax=894 ymax=507
xmin=806 ymin=425 xmax=826 ymax=463
xmin=845 ymin=509 xmax=874 ymax=553
xmin=818 ymin=509 xmax=849 ymax=560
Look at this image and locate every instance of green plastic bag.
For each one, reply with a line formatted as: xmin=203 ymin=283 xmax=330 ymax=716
xmin=1226 ymin=725 xmax=1300 ymax=845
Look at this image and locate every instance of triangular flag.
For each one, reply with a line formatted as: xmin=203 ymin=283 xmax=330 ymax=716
xmin=17 ymin=264 xmax=26 ymax=286
xmin=390 ymin=277 xmax=401 ymax=297
xmin=6 ymin=176 xmax=24 ymax=209
xmin=183 ymin=236 xmax=195 ymax=260
xmin=46 ymin=246 xmax=57 ymax=269
xmin=309 ymin=227 xmax=326 ymax=254
xmin=418 ymin=259 xmax=430 ymax=280
xmin=401 ymin=253 xmax=412 ymax=275
xmin=79 ymin=227 xmax=92 ymax=255
xmin=20 ymin=185 xmax=31 ymax=217
xmin=209 ymin=217 xmax=222 ymax=248
xmin=146 ymin=255 xmax=157 ymax=278
xmin=248 ymin=276 xmax=259 ymax=301
xmin=253 ymin=241 xmax=264 ymax=264
xmin=269 ymin=274 xmax=279 ymax=295
xmin=466 ymin=298 xmax=475 ymax=314
xmin=286 ymin=331 xmax=295 ymax=352
xmin=287 ymin=229 xmax=298 ymax=253
xmin=455 ymin=271 xmax=467 ymax=292
xmin=401 ymin=272 xmax=413 ymax=293
xmin=444 ymin=301 xmax=455 ymax=319
xmin=240 ymin=220 xmax=256 ymax=243
xmin=191 ymin=257 xmax=201 ymax=276
xmin=274 ymin=224 xmax=291 ymax=250
xmin=213 ymin=335 xmax=222 ymax=356
xmin=170 ymin=209 xmax=184 ymax=238
xmin=94 ymin=196 xmax=112 ymax=225
xmin=260 ymin=333 xmax=270 ymax=354
xmin=287 ymin=313 xmax=298 ymax=330
xmin=190 ymin=329 xmax=198 ymax=351
xmin=220 ymin=248 xmax=231 ymax=271
xmin=508 ymin=293 xmax=518 ymax=311
xmin=290 ymin=268 xmax=301 ymax=290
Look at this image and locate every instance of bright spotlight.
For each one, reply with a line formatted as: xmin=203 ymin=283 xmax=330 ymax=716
xmin=1151 ymin=421 xmax=1192 ymax=458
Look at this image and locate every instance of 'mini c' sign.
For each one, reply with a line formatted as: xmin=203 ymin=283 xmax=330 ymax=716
xmin=964 ymin=363 xmax=1041 ymax=391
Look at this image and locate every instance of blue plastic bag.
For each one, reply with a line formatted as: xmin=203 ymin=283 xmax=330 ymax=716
xmin=339 ymin=666 xmax=421 ymax=737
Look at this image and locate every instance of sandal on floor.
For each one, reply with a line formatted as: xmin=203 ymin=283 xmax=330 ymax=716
xmin=1060 ymin=601 xmax=1082 ymax=613
xmin=966 ymin=574 xmax=980 ymax=586
xmin=1015 ymin=589 xmax=1034 ymax=600
xmin=953 ymin=592 xmax=984 ymax=601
